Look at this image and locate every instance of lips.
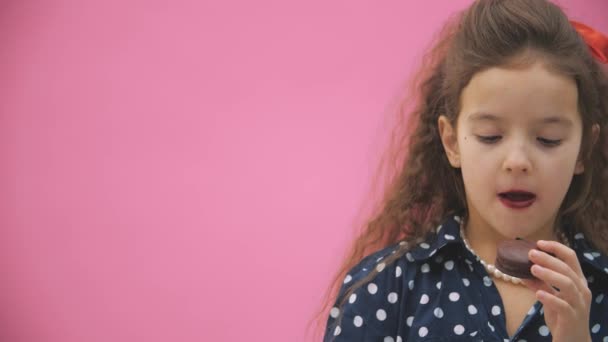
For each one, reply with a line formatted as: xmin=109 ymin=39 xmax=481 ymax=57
xmin=498 ymin=190 xmax=536 ymax=209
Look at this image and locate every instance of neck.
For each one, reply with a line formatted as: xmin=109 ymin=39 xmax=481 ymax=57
xmin=461 ymin=215 xmax=560 ymax=266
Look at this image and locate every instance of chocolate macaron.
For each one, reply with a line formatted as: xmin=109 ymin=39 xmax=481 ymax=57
xmin=495 ymin=238 xmax=538 ymax=279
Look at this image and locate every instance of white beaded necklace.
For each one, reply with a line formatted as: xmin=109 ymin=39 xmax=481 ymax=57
xmin=458 ymin=218 xmax=570 ymax=286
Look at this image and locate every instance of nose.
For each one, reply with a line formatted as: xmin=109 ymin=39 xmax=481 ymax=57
xmin=502 ymin=143 xmax=532 ymax=174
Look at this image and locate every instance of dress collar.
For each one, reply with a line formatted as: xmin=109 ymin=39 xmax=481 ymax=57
xmin=406 ymin=214 xmax=464 ymax=262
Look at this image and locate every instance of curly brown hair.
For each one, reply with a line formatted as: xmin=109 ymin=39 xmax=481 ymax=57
xmin=308 ymin=0 xmax=608 ymax=340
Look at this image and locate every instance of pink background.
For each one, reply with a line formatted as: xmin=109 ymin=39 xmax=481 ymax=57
xmin=1 ymin=1 xmax=606 ymax=341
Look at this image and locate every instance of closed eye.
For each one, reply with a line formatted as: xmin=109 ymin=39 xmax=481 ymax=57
xmin=537 ymin=137 xmax=562 ymax=147
xmin=475 ymin=135 xmax=501 ymax=144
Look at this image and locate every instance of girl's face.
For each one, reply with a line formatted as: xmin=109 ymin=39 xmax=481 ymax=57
xmin=439 ymin=61 xmax=591 ymax=241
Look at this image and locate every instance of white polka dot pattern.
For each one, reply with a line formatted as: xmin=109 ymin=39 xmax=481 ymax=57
xmin=349 ymin=293 xmax=357 ymax=304
xmin=420 ymin=294 xmax=429 ymax=304
xmin=448 ymin=292 xmax=460 ymax=302
xmin=387 ymin=292 xmax=398 ymax=304
xmin=454 ymin=324 xmax=465 ymax=335
xmin=406 ymin=316 xmax=413 ymax=327
xmin=468 ymin=305 xmax=478 ymax=315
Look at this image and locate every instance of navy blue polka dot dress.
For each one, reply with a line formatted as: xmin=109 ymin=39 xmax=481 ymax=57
xmin=324 ymin=215 xmax=608 ymax=341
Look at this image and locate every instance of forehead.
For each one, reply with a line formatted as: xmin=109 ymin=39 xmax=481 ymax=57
xmin=458 ymin=62 xmax=580 ymax=125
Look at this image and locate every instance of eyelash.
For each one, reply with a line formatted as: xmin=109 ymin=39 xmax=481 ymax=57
xmin=475 ymin=135 xmax=562 ymax=147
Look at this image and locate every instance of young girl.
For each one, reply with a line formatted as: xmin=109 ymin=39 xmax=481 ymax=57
xmin=318 ymin=0 xmax=608 ymax=341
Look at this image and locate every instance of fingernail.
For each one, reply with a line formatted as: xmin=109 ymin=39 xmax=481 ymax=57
xmin=531 ymin=265 xmax=542 ymax=274
xmin=529 ymin=250 xmax=538 ymax=258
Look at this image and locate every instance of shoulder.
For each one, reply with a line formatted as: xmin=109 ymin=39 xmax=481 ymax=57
xmin=340 ymin=243 xmax=405 ymax=289
xmin=324 ymin=215 xmax=465 ymax=340
xmin=333 ymin=214 xmax=464 ymax=307
xmin=324 ymin=243 xmax=413 ymax=340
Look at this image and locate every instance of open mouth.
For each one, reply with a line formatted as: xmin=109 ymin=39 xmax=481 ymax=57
xmin=498 ymin=191 xmax=536 ymax=209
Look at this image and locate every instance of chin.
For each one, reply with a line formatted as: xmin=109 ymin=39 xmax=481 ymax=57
xmin=498 ymin=223 xmax=545 ymax=240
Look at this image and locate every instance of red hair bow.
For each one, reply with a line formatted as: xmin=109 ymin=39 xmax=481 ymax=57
xmin=570 ymin=20 xmax=608 ymax=64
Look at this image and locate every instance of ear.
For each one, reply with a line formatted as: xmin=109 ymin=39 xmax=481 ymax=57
xmin=438 ymin=115 xmax=461 ymax=168
xmin=574 ymin=123 xmax=600 ymax=174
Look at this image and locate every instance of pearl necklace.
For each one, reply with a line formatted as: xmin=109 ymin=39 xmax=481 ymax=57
xmin=459 ymin=219 xmax=570 ymax=286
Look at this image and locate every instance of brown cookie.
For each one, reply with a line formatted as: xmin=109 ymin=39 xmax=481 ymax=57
xmin=495 ymin=238 xmax=538 ymax=279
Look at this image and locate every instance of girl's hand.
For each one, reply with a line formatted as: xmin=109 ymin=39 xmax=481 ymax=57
xmin=521 ymin=240 xmax=592 ymax=342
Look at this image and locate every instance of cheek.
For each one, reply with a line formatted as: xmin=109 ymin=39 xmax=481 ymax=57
xmin=538 ymin=142 xmax=581 ymax=173
xmin=458 ymin=136 xmax=496 ymax=169
xmin=461 ymin=163 xmax=493 ymax=187
xmin=537 ymin=151 xmax=579 ymax=190
xmin=459 ymin=150 xmax=496 ymax=198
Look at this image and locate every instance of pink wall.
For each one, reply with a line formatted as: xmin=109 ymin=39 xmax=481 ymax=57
xmin=1 ymin=1 xmax=606 ymax=341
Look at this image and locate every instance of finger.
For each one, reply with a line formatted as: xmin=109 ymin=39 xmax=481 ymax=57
xmin=536 ymin=240 xmax=586 ymax=284
xmin=528 ymin=248 xmax=584 ymax=290
xmin=521 ymin=278 xmax=558 ymax=296
xmin=530 ymin=264 xmax=582 ymax=305
xmin=536 ymin=289 xmax=575 ymax=316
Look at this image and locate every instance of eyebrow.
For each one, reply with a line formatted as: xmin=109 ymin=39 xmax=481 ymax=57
xmin=467 ymin=112 xmax=574 ymax=126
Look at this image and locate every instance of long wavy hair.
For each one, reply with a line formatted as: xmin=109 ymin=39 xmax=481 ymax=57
xmin=308 ymin=0 xmax=608 ymax=340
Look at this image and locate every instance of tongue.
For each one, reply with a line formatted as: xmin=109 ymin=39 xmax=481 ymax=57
xmin=503 ymin=193 xmax=534 ymax=201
